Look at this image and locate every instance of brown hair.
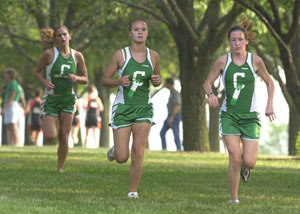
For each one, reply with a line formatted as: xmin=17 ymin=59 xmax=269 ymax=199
xmin=129 ymin=18 xmax=147 ymax=31
xmin=35 ymin=88 xmax=43 ymax=98
xmin=228 ymin=17 xmax=256 ymax=44
xmin=87 ymin=84 xmax=97 ymax=94
xmin=40 ymin=25 xmax=70 ymax=49
xmin=165 ymin=78 xmax=174 ymax=85
xmin=5 ymin=67 xmax=17 ymax=80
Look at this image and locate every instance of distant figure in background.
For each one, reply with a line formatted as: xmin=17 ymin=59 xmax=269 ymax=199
xmin=83 ymin=85 xmax=104 ymax=148
xmin=16 ymin=75 xmax=27 ymax=147
xmin=1 ymin=68 xmax=22 ymax=146
xmin=71 ymin=100 xmax=80 ymax=145
xmin=25 ymin=88 xmax=43 ymax=146
xmin=160 ymin=78 xmax=182 ymax=151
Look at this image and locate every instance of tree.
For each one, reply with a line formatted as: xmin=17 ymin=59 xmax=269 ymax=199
xmin=0 ymin=0 xmax=179 ymax=147
xmin=115 ymin=0 xmax=244 ymax=151
xmin=0 ymin=0 xmax=121 ymax=146
xmin=236 ymin=0 xmax=300 ymax=155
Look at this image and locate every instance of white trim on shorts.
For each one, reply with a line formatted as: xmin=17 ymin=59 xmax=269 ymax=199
xmin=241 ymin=137 xmax=260 ymax=141
xmin=135 ymin=117 xmax=153 ymax=122
xmin=110 ymin=123 xmax=132 ymax=130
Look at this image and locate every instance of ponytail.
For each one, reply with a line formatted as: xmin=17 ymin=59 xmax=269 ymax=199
xmin=239 ymin=17 xmax=256 ymax=44
xmin=40 ymin=28 xmax=55 ymax=49
xmin=228 ymin=17 xmax=256 ymax=44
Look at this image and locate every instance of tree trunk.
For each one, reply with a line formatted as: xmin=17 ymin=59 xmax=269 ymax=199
xmin=95 ymin=67 xmax=112 ymax=148
xmin=181 ymin=73 xmax=209 ymax=151
xmin=157 ymin=0 xmax=242 ymax=151
xmin=288 ymin=108 xmax=300 ymax=155
xmin=277 ymin=44 xmax=300 ymax=155
xmin=209 ymin=106 xmax=220 ymax=152
xmin=99 ymin=88 xmax=111 ymax=148
xmin=170 ymin=24 xmax=209 ymax=151
xmin=289 ymin=35 xmax=300 ymax=155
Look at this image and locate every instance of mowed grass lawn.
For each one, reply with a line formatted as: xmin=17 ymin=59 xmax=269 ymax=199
xmin=0 ymin=146 xmax=299 ymax=214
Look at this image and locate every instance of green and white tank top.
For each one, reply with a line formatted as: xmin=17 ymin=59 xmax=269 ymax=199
xmin=114 ymin=46 xmax=154 ymax=105
xmin=45 ymin=47 xmax=77 ymax=95
xmin=221 ymin=52 xmax=258 ymax=113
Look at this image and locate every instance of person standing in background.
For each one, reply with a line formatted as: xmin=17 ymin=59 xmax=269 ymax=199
xmin=1 ymin=68 xmax=22 ymax=146
xmin=83 ymin=84 xmax=104 ymax=148
xmin=25 ymin=88 xmax=43 ymax=146
xmin=160 ymin=78 xmax=182 ymax=151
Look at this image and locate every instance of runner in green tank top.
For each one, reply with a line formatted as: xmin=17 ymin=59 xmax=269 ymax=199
xmin=34 ymin=26 xmax=88 ymax=173
xmin=204 ymin=18 xmax=276 ymax=204
xmin=101 ymin=18 xmax=161 ymax=198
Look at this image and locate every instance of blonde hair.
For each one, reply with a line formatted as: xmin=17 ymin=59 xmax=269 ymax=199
xmin=228 ymin=17 xmax=256 ymax=44
xmin=40 ymin=28 xmax=55 ymax=49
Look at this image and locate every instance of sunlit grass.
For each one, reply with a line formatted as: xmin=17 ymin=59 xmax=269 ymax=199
xmin=0 ymin=146 xmax=299 ymax=214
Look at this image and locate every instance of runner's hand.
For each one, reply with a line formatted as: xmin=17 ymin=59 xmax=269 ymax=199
xmin=207 ymin=94 xmax=219 ymax=108
xmin=120 ymin=75 xmax=130 ymax=87
xmin=67 ymin=74 xmax=78 ymax=83
xmin=151 ymin=74 xmax=161 ymax=86
xmin=265 ymin=105 xmax=276 ymax=122
xmin=45 ymin=81 xmax=55 ymax=90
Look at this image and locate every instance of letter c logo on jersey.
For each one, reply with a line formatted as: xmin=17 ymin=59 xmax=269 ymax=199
xmin=61 ymin=64 xmax=71 ymax=75
xmin=233 ymin=72 xmax=245 ymax=89
xmin=133 ymin=71 xmax=145 ymax=86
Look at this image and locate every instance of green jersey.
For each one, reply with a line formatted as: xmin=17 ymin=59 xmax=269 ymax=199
xmin=221 ymin=52 xmax=258 ymax=113
xmin=45 ymin=47 xmax=77 ymax=95
xmin=4 ymin=80 xmax=21 ymax=104
xmin=114 ymin=46 xmax=154 ymax=105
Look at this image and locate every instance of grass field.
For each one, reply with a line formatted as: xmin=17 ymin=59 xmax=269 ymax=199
xmin=0 ymin=146 xmax=299 ymax=214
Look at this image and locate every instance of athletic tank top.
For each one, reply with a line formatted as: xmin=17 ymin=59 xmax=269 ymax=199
xmin=86 ymin=98 xmax=98 ymax=118
xmin=31 ymin=100 xmax=41 ymax=125
xmin=45 ymin=47 xmax=77 ymax=95
xmin=221 ymin=52 xmax=258 ymax=113
xmin=114 ymin=46 xmax=154 ymax=105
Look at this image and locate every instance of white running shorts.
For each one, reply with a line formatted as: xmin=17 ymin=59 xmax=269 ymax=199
xmin=4 ymin=101 xmax=20 ymax=124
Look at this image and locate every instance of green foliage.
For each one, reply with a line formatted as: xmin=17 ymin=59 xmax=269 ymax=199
xmin=0 ymin=146 xmax=299 ymax=213
xmin=0 ymin=0 xmax=18 ymax=24
xmin=296 ymin=131 xmax=300 ymax=157
xmin=0 ymin=0 xmax=179 ymax=101
xmin=259 ymin=123 xmax=288 ymax=155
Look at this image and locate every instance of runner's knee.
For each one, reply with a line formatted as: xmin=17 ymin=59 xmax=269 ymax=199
xmin=243 ymin=159 xmax=256 ymax=169
xmin=229 ymin=154 xmax=242 ymax=169
xmin=44 ymin=133 xmax=56 ymax=142
xmin=115 ymin=155 xmax=129 ymax=163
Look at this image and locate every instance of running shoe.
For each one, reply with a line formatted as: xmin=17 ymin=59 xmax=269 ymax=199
xmin=128 ymin=192 xmax=138 ymax=198
xmin=240 ymin=166 xmax=251 ymax=182
xmin=227 ymin=199 xmax=239 ymax=204
xmin=107 ymin=146 xmax=115 ymax=161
